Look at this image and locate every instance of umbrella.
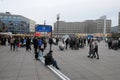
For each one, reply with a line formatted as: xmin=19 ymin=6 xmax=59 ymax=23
xmin=34 ymin=32 xmax=42 ymax=37
xmin=62 ymin=35 xmax=70 ymax=39
xmin=62 ymin=35 xmax=70 ymax=41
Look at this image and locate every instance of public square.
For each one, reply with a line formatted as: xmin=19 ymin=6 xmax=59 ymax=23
xmin=0 ymin=41 xmax=120 ymax=80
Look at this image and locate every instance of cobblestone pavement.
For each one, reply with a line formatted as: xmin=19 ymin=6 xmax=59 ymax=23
xmin=0 ymin=41 xmax=120 ymax=80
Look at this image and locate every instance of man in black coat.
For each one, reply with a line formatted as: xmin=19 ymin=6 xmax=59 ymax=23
xmin=48 ymin=38 xmax=53 ymax=50
xmin=33 ymin=37 xmax=38 ymax=60
xmin=26 ymin=37 xmax=31 ymax=51
xmin=44 ymin=50 xmax=60 ymax=70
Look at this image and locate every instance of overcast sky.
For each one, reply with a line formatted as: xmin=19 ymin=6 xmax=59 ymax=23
xmin=0 ymin=0 xmax=120 ymax=26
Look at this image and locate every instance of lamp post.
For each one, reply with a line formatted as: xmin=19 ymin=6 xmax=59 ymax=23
xmin=44 ymin=20 xmax=46 ymax=36
xmin=57 ymin=14 xmax=60 ymax=38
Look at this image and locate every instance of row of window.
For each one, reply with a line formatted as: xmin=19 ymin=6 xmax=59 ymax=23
xmin=0 ymin=16 xmax=20 ymax=20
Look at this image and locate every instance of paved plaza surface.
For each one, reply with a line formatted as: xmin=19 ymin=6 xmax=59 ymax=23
xmin=0 ymin=41 xmax=120 ymax=80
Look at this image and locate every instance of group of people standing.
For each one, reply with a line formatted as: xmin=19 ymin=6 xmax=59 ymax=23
xmin=32 ymin=37 xmax=47 ymax=60
xmin=59 ymin=37 xmax=100 ymax=59
xmin=10 ymin=37 xmax=19 ymax=51
xmin=60 ymin=37 xmax=86 ymax=50
xmin=8 ymin=36 xmax=55 ymax=61
xmin=32 ymin=37 xmax=60 ymax=70
xmin=107 ymin=38 xmax=120 ymax=50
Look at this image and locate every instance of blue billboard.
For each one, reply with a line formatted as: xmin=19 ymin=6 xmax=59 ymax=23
xmin=36 ymin=25 xmax=52 ymax=32
xmin=87 ymin=35 xmax=93 ymax=39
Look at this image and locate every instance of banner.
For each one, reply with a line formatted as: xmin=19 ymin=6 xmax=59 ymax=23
xmin=36 ymin=25 xmax=52 ymax=32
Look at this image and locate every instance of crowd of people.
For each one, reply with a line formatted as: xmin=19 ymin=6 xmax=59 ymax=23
xmin=59 ymin=37 xmax=100 ymax=59
xmin=59 ymin=37 xmax=86 ymax=50
xmin=0 ymin=35 xmax=120 ymax=69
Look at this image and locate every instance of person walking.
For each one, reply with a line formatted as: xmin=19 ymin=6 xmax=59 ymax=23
xmin=87 ymin=39 xmax=94 ymax=58
xmin=91 ymin=42 xmax=99 ymax=59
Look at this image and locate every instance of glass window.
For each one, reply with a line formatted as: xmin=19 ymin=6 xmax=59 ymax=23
xmin=17 ymin=17 xmax=20 ymax=19
xmin=4 ymin=16 xmax=8 ymax=19
xmin=0 ymin=16 xmax=2 ymax=18
xmin=8 ymin=16 xmax=12 ymax=19
xmin=13 ymin=16 xmax=16 ymax=19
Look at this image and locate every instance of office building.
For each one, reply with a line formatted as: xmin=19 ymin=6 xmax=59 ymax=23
xmin=0 ymin=12 xmax=36 ymax=33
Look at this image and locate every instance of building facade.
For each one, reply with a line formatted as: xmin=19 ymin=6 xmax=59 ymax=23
xmin=0 ymin=12 xmax=36 ymax=34
xmin=111 ymin=26 xmax=119 ymax=33
xmin=54 ymin=21 xmax=85 ymax=35
xmin=96 ymin=19 xmax=111 ymax=33
xmin=54 ymin=18 xmax=111 ymax=36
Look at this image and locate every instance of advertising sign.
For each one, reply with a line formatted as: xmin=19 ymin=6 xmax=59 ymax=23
xmin=36 ymin=25 xmax=52 ymax=32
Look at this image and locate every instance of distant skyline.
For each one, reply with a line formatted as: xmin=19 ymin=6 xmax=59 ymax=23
xmin=0 ymin=0 xmax=120 ymax=27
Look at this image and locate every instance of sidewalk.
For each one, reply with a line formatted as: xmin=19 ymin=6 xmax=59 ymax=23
xmin=50 ymin=41 xmax=120 ymax=80
xmin=0 ymin=46 xmax=60 ymax=80
xmin=0 ymin=41 xmax=120 ymax=80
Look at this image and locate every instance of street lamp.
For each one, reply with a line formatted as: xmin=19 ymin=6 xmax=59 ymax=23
xmin=57 ymin=14 xmax=60 ymax=38
xmin=44 ymin=20 xmax=46 ymax=36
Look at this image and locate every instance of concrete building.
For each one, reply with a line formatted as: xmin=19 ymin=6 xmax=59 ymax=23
xmin=53 ymin=18 xmax=111 ymax=36
xmin=111 ymin=26 xmax=119 ymax=33
xmin=54 ymin=21 xmax=84 ymax=35
xmin=0 ymin=12 xmax=36 ymax=34
xmin=84 ymin=20 xmax=97 ymax=33
xmin=96 ymin=19 xmax=111 ymax=33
